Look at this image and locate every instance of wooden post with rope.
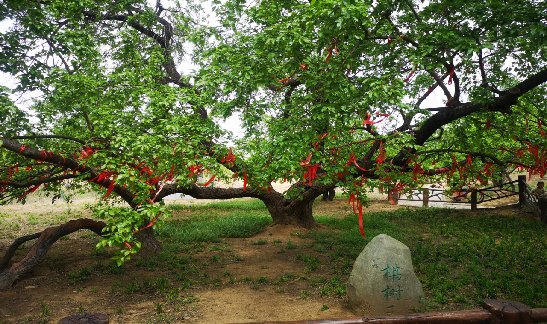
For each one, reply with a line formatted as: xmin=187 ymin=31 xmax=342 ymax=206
xmin=518 ymin=175 xmax=527 ymax=207
xmin=471 ymin=189 xmax=478 ymax=211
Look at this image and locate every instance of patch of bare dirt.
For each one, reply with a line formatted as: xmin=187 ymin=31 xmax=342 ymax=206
xmin=0 ymin=197 xmax=539 ymax=324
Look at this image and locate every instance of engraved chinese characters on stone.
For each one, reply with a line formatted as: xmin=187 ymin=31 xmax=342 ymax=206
xmin=381 ymin=264 xmax=403 ymax=301
xmin=347 ymin=234 xmax=424 ymax=316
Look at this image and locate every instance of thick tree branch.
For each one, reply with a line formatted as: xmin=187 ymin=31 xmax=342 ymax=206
xmin=11 ymin=135 xmax=86 ymax=145
xmin=0 ymin=219 xmax=107 ymax=289
xmin=415 ymin=149 xmax=506 ymax=165
xmin=0 ymin=174 xmax=78 ymax=188
xmin=393 ymin=67 xmax=547 ymax=165
xmin=1 ymin=138 xmax=137 ymax=206
xmin=0 ymin=233 xmax=42 ymax=270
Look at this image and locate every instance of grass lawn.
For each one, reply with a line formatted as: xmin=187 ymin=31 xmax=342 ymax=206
xmin=161 ymin=199 xmax=547 ymax=311
xmin=1 ymin=197 xmax=546 ymax=323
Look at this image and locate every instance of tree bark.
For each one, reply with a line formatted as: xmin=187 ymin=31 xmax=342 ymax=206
xmin=266 ymin=200 xmax=317 ymax=229
xmin=133 ymin=224 xmax=162 ymax=257
xmin=0 ymin=218 xmax=163 ymax=289
xmin=0 ymin=219 xmax=106 ymax=289
xmin=160 ymin=182 xmax=336 ymax=229
xmin=322 ymin=188 xmax=336 ymax=201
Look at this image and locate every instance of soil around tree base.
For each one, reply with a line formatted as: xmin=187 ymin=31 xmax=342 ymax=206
xmin=0 ymin=196 xmax=531 ymax=323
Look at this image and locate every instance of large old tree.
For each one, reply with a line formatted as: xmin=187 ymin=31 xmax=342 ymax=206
xmin=1 ymin=0 xmax=546 ymax=287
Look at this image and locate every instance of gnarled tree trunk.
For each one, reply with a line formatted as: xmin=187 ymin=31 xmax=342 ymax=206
xmin=260 ymin=183 xmax=337 ymax=229
xmin=322 ymin=188 xmax=336 ymax=201
xmin=266 ymin=200 xmax=317 ymax=229
xmin=134 ymin=224 xmax=162 ymax=257
xmin=0 ymin=217 xmax=163 ymax=289
xmin=0 ymin=219 xmax=106 ymax=289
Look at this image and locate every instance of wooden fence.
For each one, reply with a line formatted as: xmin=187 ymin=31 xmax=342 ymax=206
xmin=230 ymin=299 xmax=547 ymax=324
xmin=391 ymin=175 xmax=547 ymax=223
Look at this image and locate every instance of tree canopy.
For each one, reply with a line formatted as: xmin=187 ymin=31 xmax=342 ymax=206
xmin=1 ymin=0 xmax=546 ymax=267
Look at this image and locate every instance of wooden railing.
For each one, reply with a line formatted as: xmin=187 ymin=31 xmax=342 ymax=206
xmin=392 ymin=176 xmax=547 ymax=223
xmin=517 ymin=175 xmax=547 ymax=223
xmin=230 ymin=299 xmax=547 ymax=324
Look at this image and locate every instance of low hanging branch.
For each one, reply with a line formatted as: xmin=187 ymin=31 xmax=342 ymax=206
xmin=0 ymin=137 xmax=138 ymax=207
xmin=0 ymin=219 xmax=107 ymax=290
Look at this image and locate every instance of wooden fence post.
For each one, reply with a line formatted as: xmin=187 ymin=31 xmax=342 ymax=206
xmin=423 ymin=189 xmax=429 ymax=207
xmin=540 ymin=198 xmax=547 ymax=224
xmin=389 ymin=189 xmax=399 ymax=205
xmin=518 ymin=175 xmax=527 ymax=207
xmin=471 ymin=190 xmax=478 ymax=211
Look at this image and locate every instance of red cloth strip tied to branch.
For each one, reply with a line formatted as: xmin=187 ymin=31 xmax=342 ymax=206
xmin=18 ymin=145 xmax=27 ymax=155
xmin=123 ymin=212 xmax=163 ymax=250
xmin=344 ymin=153 xmax=369 ymax=172
xmin=300 ymin=152 xmax=320 ymax=185
xmin=39 ymin=150 xmax=53 ymax=163
xmin=75 ymin=145 xmax=95 ymax=160
xmin=101 ymin=176 xmax=117 ymax=199
xmin=303 ymin=164 xmax=320 ymax=185
xmin=299 ymin=151 xmax=313 ymax=166
xmin=348 ymin=194 xmax=365 ymax=239
xmin=201 ymin=173 xmax=216 ymax=187
xmin=187 ymin=164 xmax=204 ymax=177
xmin=376 ymin=141 xmax=386 ymax=164
xmin=89 ymin=171 xmax=116 ymax=184
xmin=403 ymin=69 xmax=415 ymax=82
xmin=18 ymin=183 xmax=42 ymax=202
xmin=482 ymin=162 xmax=494 ymax=177
xmin=362 ymin=113 xmax=389 ymax=125
xmin=0 ymin=165 xmax=18 ymax=193
xmin=222 ymin=147 xmax=236 ymax=166
xmin=447 ymin=64 xmax=455 ymax=85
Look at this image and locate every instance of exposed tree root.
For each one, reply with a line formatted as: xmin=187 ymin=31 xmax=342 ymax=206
xmin=0 ymin=218 xmax=106 ymax=290
xmin=0 ymin=232 xmax=42 ymax=270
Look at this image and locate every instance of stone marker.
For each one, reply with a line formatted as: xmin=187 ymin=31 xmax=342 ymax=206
xmin=347 ymin=234 xmax=424 ymax=316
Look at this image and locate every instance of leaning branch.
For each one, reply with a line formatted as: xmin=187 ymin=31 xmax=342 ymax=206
xmin=11 ymin=135 xmax=86 ymax=145
xmin=0 ymin=219 xmax=107 ymax=289
xmin=0 ymin=174 xmax=78 ymax=188
xmin=0 ymin=138 xmax=137 ymax=206
xmin=414 ymin=149 xmax=506 ymax=165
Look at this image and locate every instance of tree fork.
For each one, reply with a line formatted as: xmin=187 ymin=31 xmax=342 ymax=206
xmin=0 ymin=218 xmax=106 ymax=290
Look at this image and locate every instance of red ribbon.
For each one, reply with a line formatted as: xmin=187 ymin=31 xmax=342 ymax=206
xmin=222 ymin=147 xmax=236 ymax=166
xmin=358 ymin=202 xmax=364 ymax=238
xmin=403 ymin=69 xmax=415 ymax=82
xmin=363 ymin=113 xmax=389 ymax=125
xmin=18 ymin=183 xmax=42 ymax=202
xmin=102 ymin=181 xmax=116 ymax=199
xmin=201 ymin=173 xmax=216 ymax=187
xmin=447 ymin=64 xmax=455 ymax=85
xmin=538 ymin=120 xmax=546 ymax=137
xmin=299 ymin=151 xmax=313 ymax=166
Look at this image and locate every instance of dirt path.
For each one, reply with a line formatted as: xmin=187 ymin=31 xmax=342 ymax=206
xmin=0 ymin=195 xmax=525 ymax=324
